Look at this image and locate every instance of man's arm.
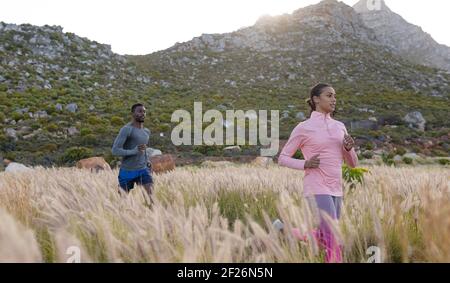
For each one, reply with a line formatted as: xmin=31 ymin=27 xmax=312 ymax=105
xmin=111 ymin=127 xmax=139 ymax=157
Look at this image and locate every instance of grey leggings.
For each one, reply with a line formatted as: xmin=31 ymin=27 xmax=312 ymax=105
xmin=306 ymin=195 xmax=343 ymax=262
xmin=306 ymin=195 xmax=342 ymax=231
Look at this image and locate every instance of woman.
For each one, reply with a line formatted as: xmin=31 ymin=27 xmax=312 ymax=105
xmin=276 ymin=83 xmax=358 ymax=263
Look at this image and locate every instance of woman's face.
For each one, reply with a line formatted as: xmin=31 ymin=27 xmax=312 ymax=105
xmin=313 ymin=87 xmax=336 ymax=113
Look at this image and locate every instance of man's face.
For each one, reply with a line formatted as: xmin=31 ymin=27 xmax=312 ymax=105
xmin=133 ymin=106 xmax=146 ymax=123
xmin=3 ymin=158 xmax=11 ymax=166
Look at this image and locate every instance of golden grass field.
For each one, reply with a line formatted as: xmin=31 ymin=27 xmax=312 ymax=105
xmin=0 ymin=163 xmax=449 ymax=263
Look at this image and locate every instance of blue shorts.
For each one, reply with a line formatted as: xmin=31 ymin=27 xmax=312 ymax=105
xmin=118 ymin=167 xmax=153 ymax=192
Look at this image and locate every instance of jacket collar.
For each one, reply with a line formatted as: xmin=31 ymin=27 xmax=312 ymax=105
xmin=310 ymin=110 xmax=332 ymax=120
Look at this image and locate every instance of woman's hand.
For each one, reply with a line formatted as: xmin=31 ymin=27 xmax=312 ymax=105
xmin=305 ymin=154 xmax=320 ymax=168
xmin=343 ymin=134 xmax=355 ymax=151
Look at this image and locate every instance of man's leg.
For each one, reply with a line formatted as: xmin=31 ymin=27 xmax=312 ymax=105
xmin=118 ymin=169 xmax=133 ymax=195
xmin=140 ymin=169 xmax=154 ymax=205
xmin=143 ymin=183 xmax=153 ymax=197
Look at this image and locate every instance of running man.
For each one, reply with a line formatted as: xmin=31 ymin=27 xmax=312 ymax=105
xmin=112 ymin=103 xmax=153 ymax=198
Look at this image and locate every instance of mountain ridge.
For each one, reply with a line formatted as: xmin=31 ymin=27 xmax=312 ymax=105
xmin=0 ymin=0 xmax=449 ymax=167
xmin=353 ymin=0 xmax=450 ymax=72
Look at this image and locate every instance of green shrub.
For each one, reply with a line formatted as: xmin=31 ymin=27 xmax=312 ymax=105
xmin=94 ymin=125 xmax=109 ymax=135
xmin=365 ymin=142 xmax=375 ymax=150
xmin=159 ymin=113 xmax=171 ymax=122
xmin=158 ymin=124 xmax=170 ymax=132
xmin=49 ymin=32 xmax=63 ymax=42
xmin=44 ymin=105 xmax=56 ymax=115
xmin=190 ymin=151 xmax=203 ymax=158
xmin=402 ymin=157 xmax=413 ymax=165
xmin=362 ymin=151 xmax=373 ymax=159
xmin=431 ymin=149 xmax=448 ymax=157
xmin=293 ymin=150 xmax=304 ymax=160
xmin=110 ymin=116 xmax=124 ymax=126
xmin=342 ymin=165 xmax=370 ymax=189
xmin=438 ymin=159 xmax=449 ymax=166
xmin=395 ymin=147 xmax=407 ymax=156
xmin=80 ymin=128 xmax=93 ymax=136
xmin=81 ymin=134 xmax=98 ymax=146
xmin=104 ymin=151 xmax=120 ymax=168
xmin=411 ymin=145 xmax=422 ymax=154
xmin=11 ymin=112 xmax=23 ymax=122
xmin=60 ymin=147 xmax=93 ymax=164
xmin=46 ymin=123 xmax=59 ymax=132
xmin=39 ymin=143 xmax=58 ymax=152
xmin=193 ymin=145 xmax=223 ymax=156
xmin=31 ymin=123 xmax=41 ymax=130
xmin=3 ymin=152 xmax=17 ymax=161
xmin=87 ymin=116 xmax=103 ymax=125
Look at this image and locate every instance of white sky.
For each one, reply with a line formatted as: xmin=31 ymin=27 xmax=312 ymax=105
xmin=0 ymin=0 xmax=449 ymax=55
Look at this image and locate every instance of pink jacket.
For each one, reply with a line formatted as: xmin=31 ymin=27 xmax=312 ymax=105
xmin=278 ymin=111 xmax=358 ymax=197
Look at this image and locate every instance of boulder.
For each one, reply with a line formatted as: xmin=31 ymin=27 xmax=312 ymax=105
xmin=5 ymin=128 xmax=17 ymax=141
xmin=35 ymin=110 xmax=48 ymax=119
xmin=149 ymin=154 xmax=176 ymax=174
xmin=65 ymin=103 xmax=78 ymax=113
xmin=146 ymin=148 xmax=162 ymax=158
xmin=403 ymin=153 xmax=420 ymax=160
xmin=223 ymin=146 xmax=241 ymax=153
xmin=76 ymin=157 xmax=111 ymax=172
xmin=15 ymin=107 xmax=29 ymax=115
xmin=5 ymin=162 xmax=32 ymax=173
xmin=350 ymin=120 xmax=378 ymax=131
xmin=67 ymin=127 xmax=79 ymax=136
xmin=393 ymin=155 xmax=403 ymax=164
xmin=251 ymin=157 xmax=274 ymax=167
xmin=296 ymin=112 xmax=306 ymax=121
xmin=403 ymin=111 xmax=426 ymax=132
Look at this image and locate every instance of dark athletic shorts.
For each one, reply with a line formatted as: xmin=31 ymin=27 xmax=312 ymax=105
xmin=118 ymin=167 xmax=153 ymax=192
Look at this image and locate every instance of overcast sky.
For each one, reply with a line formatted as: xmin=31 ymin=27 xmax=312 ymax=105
xmin=1 ymin=0 xmax=449 ymax=55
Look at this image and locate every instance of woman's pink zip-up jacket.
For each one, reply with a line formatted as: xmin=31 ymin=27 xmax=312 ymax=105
xmin=278 ymin=110 xmax=358 ymax=197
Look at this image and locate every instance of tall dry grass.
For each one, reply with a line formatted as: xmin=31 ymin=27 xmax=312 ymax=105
xmin=0 ymin=164 xmax=448 ymax=262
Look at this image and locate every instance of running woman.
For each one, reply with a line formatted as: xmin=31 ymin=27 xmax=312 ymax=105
xmin=276 ymin=83 xmax=358 ymax=263
xmin=112 ymin=103 xmax=153 ymax=198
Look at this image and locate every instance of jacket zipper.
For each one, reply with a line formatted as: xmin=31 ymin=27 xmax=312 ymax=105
xmin=324 ymin=116 xmax=331 ymax=136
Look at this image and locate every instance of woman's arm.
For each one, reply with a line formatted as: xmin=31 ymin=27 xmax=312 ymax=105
xmin=278 ymin=125 xmax=307 ymax=170
xmin=342 ymin=126 xmax=358 ymax=168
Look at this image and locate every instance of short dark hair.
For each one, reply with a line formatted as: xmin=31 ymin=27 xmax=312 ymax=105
xmin=131 ymin=103 xmax=144 ymax=113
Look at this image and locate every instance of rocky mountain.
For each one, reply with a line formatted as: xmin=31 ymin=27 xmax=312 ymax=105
xmin=0 ymin=22 xmax=171 ymax=167
xmin=0 ymin=0 xmax=449 ymax=167
xmin=353 ymin=0 xmax=450 ymax=72
xmin=0 ymin=22 xmax=158 ymax=93
xmin=130 ymin=0 xmax=450 ymax=97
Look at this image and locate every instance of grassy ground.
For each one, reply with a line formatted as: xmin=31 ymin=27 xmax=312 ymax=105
xmin=0 ymin=163 xmax=449 ymax=262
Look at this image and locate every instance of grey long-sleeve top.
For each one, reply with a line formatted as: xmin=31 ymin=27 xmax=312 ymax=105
xmin=111 ymin=122 xmax=150 ymax=170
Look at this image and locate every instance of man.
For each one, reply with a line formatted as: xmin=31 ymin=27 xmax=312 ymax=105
xmin=112 ymin=103 xmax=153 ymax=199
